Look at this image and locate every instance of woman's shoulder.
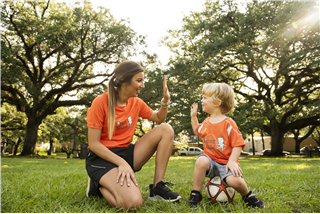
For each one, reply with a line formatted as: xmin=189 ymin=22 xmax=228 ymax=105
xmin=91 ymin=93 xmax=108 ymax=106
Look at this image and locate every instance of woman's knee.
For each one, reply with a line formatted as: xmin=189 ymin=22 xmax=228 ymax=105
xmin=122 ymin=194 xmax=143 ymax=210
xmin=159 ymin=123 xmax=174 ymax=137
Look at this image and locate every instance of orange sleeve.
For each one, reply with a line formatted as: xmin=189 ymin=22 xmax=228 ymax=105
xmin=87 ymin=94 xmax=107 ymax=129
xmin=227 ymin=119 xmax=245 ymax=148
xmin=137 ymin=97 xmax=153 ymax=119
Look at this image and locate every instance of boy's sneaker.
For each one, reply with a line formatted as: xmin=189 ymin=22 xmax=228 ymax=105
xmin=148 ymin=181 xmax=182 ymax=202
xmin=242 ymin=191 xmax=264 ymax=208
xmin=188 ymin=190 xmax=202 ymax=208
xmin=86 ymin=177 xmax=102 ymax=198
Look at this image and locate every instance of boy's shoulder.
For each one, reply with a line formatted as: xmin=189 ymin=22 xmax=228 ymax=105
xmin=202 ymin=116 xmax=236 ymax=124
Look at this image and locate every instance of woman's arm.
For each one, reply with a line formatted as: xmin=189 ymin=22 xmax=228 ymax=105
xmin=148 ymin=75 xmax=170 ymax=123
xmin=88 ymin=128 xmax=126 ymax=166
xmin=88 ymin=127 xmax=138 ymax=186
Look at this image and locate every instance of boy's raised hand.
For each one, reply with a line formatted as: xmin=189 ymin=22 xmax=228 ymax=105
xmin=190 ymin=103 xmax=198 ymax=118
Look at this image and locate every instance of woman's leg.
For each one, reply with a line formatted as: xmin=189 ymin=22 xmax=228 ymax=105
xmin=133 ymin=123 xmax=174 ymax=186
xmin=99 ymin=168 xmax=143 ymax=210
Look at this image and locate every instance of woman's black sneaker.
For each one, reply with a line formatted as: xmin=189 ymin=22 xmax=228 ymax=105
xmin=148 ymin=181 xmax=181 ymax=202
xmin=188 ymin=190 xmax=202 ymax=208
xmin=86 ymin=177 xmax=102 ymax=198
xmin=242 ymin=191 xmax=264 ymax=208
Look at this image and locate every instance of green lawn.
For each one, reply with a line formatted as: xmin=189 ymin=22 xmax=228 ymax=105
xmin=1 ymin=155 xmax=320 ymax=213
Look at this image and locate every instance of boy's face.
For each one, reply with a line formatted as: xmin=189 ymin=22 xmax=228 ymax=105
xmin=201 ymin=93 xmax=215 ymax=114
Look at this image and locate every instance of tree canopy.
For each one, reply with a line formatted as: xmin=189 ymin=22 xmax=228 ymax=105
xmin=164 ymin=0 xmax=320 ymax=156
xmin=1 ymin=0 xmax=145 ymax=155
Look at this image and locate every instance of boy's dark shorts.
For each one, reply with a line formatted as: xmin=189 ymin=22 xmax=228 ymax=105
xmin=86 ymin=144 xmax=141 ymax=188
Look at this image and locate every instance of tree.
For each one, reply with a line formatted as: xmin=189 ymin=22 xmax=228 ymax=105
xmin=1 ymin=0 xmax=145 ymax=155
xmin=291 ymin=125 xmax=317 ymax=153
xmin=233 ymin=101 xmax=265 ymax=155
xmin=163 ymin=0 xmax=320 ymax=156
xmin=1 ymin=103 xmax=26 ymax=155
xmin=311 ymin=126 xmax=320 ymax=147
xmin=38 ymin=107 xmax=74 ymax=154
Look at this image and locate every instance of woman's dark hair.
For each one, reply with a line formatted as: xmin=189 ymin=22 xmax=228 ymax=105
xmin=107 ymin=61 xmax=145 ymax=139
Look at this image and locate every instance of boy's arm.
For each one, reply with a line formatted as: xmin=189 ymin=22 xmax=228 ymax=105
xmin=226 ymin=146 xmax=243 ymax=177
xmin=190 ymin=103 xmax=199 ymax=135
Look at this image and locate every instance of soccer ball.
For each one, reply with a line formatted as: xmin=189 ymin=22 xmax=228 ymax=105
xmin=205 ymin=176 xmax=235 ymax=203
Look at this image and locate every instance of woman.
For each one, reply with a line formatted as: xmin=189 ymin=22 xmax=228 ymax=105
xmin=86 ymin=61 xmax=181 ymax=210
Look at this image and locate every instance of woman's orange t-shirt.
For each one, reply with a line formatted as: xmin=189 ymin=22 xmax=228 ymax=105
xmin=196 ymin=117 xmax=245 ymax=165
xmin=87 ymin=93 xmax=153 ymax=148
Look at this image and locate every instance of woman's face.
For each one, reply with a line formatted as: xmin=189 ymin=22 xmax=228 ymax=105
xmin=125 ymin=72 xmax=145 ymax=97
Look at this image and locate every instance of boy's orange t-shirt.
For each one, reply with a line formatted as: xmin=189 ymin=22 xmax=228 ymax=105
xmin=87 ymin=93 xmax=153 ymax=149
xmin=196 ymin=117 xmax=245 ymax=165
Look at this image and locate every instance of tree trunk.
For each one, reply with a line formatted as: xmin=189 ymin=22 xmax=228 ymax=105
xmin=20 ymin=118 xmax=41 ymax=156
xmin=13 ymin=137 xmax=21 ymax=156
xmin=261 ymin=131 xmax=265 ymax=150
xmin=251 ymin=133 xmax=255 ymax=156
xmin=48 ymin=139 xmax=54 ymax=155
xmin=0 ymin=141 xmax=7 ymax=154
xmin=9 ymin=142 xmax=14 ymax=154
xmin=269 ymin=121 xmax=285 ymax=156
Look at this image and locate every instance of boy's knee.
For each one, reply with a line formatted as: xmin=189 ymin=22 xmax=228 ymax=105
xmin=226 ymin=176 xmax=243 ymax=188
xmin=195 ymin=156 xmax=210 ymax=170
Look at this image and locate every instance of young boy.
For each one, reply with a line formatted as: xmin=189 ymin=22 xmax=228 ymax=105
xmin=188 ymin=83 xmax=263 ymax=209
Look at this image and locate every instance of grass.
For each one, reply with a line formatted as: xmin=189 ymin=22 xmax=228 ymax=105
xmin=1 ymin=155 xmax=320 ymax=213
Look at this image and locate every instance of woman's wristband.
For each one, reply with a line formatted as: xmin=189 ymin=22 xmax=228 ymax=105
xmin=161 ymin=98 xmax=170 ymax=108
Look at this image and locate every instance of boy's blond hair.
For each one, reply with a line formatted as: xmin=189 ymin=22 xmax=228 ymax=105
xmin=202 ymin=83 xmax=235 ymax=114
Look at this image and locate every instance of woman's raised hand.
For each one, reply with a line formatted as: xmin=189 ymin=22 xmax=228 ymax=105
xmin=163 ymin=75 xmax=170 ymax=103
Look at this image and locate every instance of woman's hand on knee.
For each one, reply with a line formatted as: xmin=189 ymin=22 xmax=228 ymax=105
xmin=117 ymin=163 xmax=138 ymax=187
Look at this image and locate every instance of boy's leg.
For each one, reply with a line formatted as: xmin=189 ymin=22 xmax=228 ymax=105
xmin=225 ymin=175 xmax=249 ymax=196
xmin=225 ymin=175 xmax=264 ymax=208
xmin=188 ymin=155 xmax=210 ymax=208
xmin=193 ymin=156 xmax=210 ymax=191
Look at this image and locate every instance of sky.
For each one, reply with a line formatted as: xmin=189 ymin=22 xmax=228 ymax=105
xmin=63 ymin=0 xmax=207 ymax=65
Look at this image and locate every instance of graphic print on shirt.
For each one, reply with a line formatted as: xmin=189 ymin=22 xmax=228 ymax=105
xmin=115 ymin=116 xmax=133 ymax=130
xmin=203 ymin=134 xmax=227 ymax=152
xmin=216 ymin=137 xmax=226 ymax=151
xmin=204 ymin=134 xmax=216 ymax=149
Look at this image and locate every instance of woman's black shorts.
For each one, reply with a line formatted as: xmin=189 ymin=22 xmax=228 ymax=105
xmin=86 ymin=144 xmax=141 ymax=188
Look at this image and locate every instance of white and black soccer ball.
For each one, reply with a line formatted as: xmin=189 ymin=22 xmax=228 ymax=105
xmin=205 ymin=176 xmax=235 ymax=203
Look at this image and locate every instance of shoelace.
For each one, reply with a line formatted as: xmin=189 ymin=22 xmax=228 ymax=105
xmin=158 ymin=182 xmax=174 ymax=193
